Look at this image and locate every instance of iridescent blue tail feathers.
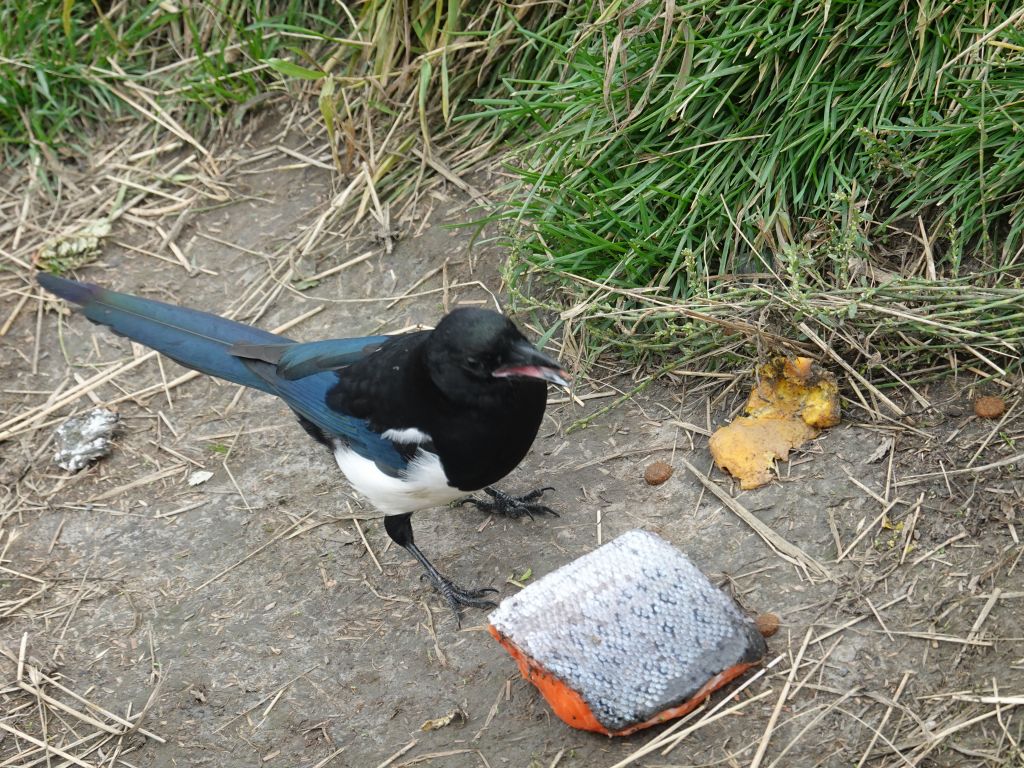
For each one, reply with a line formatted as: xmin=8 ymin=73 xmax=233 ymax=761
xmin=36 ymin=272 xmax=406 ymax=471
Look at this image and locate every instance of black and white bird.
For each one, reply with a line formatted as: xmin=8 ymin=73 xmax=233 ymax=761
xmin=38 ymin=273 xmax=569 ymax=617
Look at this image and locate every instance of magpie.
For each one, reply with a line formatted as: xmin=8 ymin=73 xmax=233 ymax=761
xmin=37 ymin=273 xmax=569 ymax=617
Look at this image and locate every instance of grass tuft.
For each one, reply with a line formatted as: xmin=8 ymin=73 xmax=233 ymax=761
xmin=485 ymin=0 xmax=1024 ymax=388
xmin=491 ymin=1 xmax=1024 ymax=288
xmin=0 ymin=1 xmax=335 ymax=159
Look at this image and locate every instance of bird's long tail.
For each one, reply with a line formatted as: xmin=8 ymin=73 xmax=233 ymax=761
xmin=37 ymin=273 xmax=290 ymax=394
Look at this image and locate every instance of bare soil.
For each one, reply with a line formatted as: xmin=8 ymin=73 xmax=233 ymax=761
xmin=2 ymin=123 xmax=1022 ymax=768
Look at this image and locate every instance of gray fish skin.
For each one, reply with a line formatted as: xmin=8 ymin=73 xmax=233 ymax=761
xmin=490 ymin=529 xmax=767 ymax=732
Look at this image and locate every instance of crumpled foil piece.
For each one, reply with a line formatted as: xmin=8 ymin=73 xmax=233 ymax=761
xmin=53 ymin=408 xmax=120 ymax=472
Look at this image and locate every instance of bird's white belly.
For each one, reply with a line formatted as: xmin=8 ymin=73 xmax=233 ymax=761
xmin=331 ymin=441 xmax=464 ymax=515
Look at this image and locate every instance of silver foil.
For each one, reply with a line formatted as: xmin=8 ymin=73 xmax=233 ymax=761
xmin=54 ymin=408 xmax=120 ymax=472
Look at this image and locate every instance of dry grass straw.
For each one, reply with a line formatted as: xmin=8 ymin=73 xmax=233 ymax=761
xmin=511 ymin=261 xmax=1023 ymax=429
xmin=212 ymin=664 xmax=319 ymax=735
xmin=0 ymin=635 xmax=163 ymax=767
xmin=749 ymin=629 xmax=813 ymax=768
xmin=679 ymin=457 xmax=832 ymax=580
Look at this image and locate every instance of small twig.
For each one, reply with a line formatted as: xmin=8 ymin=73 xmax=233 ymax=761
xmin=0 ymin=289 xmax=31 ymax=336
xmin=766 ymin=686 xmax=863 ymax=768
xmin=193 ymin=511 xmax=315 ymax=592
xmin=899 ymin=498 xmax=922 ymax=565
xmin=0 ymin=721 xmax=94 ymax=768
xmin=154 ymin=501 xmax=207 ymax=520
xmin=680 ymin=457 xmax=832 ymax=580
xmin=307 ymin=250 xmax=375 ymax=282
xmin=374 ymin=739 xmax=417 ymax=768
xmin=856 ymin=671 xmax=911 ymax=768
xmin=809 ymin=592 xmax=909 ymax=645
xmin=878 ymin=630 xmax=992 ymax=647
xmin=898 ymin=452 xmax=1024 ymax=485
xmin=911 ymin=707 xmax=1010 ymax=761
xmin=86 ymin=464 xmax=185 ymax=503
xmin=385 ymin=265 xmax=444 ymax=310
xmin=864 ymin=597 xmax=895 ymax=642
xmin=473 ymin=682 xmax=506 ymax=741
xmin=912 ymin=531 xmax=968 ymax=565
xmin=955 ymin=587 xmax=1002 ymax=666
xmin=950 ymin=693 xmax=1024 ymax=706
xmin=568 ymin=443 xmax=675 ymax=471
xmin=797 ymin=321 xmax=905 ymax=417
xmin=311 ymin=745 xmax=349 ymax=768
xmin=213 ymin=665 xmax=318 ymax=734
xmin=750 ymin=629 xmax=812 ymax=768
xmin=421 ymin=600 xmax=447 ymax=668
xmin=836 ymin=498 xmax=901 ymax=562
xmin=353 ymin=517 xmax=383 ymax=574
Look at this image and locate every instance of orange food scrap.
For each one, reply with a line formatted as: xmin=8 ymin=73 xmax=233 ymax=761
xmin=644 ymin=460 xmax=673 ymax=485
xmin=974 ymin=395 xmax=1006 ymax=420
xmin=755 ymin=613 xmax=781 ymax=637
xmin=709 ymin=356 xmax=840 ymax=489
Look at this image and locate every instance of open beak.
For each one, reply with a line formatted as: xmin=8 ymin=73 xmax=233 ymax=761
xmin=493 ymin=340 xmax=571 ymax=389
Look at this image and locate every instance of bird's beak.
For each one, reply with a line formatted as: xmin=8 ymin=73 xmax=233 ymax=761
xmin=493 ymin=340 xmax=571 ymax=389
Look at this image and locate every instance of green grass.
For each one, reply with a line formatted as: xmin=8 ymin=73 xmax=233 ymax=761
xmin=473 ymin=0 xmax=1024 ymax=386
xmin=0 ymin=1 xmax=336 ymax=158
xmin=486 ymin=0 xmax=1024 ymax=293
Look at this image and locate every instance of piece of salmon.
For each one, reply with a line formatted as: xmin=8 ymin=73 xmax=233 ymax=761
xmin=489 ymin=530 xmax=768 ymax=736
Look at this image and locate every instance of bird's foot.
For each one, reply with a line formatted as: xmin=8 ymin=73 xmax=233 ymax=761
xmin=421 ymin=572 xmax=498 ymax=623
xmin=439 ymin=578 xmax=499 ymax=612
xmin=461 ymin=486 xmax=559 ymax=520
xmin=388 ymin=514 xmax=498 ymax=624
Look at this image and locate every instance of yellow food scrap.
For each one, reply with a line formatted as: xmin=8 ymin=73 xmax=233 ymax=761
xmin=709 ymin=356 xmax=840 ymax=489
xmin=420 ymin=707 xmax=467 ymax=732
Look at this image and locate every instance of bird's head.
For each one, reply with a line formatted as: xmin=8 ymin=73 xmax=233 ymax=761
xmin=424 ymin=307 xmax=570 ymax=396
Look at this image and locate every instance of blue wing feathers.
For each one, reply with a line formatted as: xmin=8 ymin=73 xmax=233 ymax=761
xmin=38 ymin=273 xmax=406 ymax=471
xmin=276 ymin=337 xmax=391 ymax=380
xmin=254 ymin=370 xmax=405 ymax=470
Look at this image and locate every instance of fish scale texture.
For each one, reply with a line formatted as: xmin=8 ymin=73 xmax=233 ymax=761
xmin=489 ymin=529 xmax=767 ymax=732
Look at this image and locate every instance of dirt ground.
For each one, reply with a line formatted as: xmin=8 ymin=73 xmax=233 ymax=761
xmin=2 ymin=121 xmax=1023 ymax=767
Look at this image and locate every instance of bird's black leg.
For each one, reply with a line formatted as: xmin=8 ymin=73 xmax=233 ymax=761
xmin=460 ymin=486 xmax=559 ymax=520
xmin=383 ymin=513 xmax=498 ymax=621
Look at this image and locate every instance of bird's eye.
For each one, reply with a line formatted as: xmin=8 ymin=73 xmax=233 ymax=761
xmin=465 ymin=356 xmax=488 ymax=374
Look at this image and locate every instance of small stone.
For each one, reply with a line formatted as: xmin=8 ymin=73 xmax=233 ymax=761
xmin=974 ymin=395 xmax=1006 ymax=420
xmin=644 ymin=461 xmax=673 ymax=486
xmin=755 ymin=613 xmax=780 ymax=637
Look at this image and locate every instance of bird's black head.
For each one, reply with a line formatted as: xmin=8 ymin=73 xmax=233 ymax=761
xmin=423 ymin=307 xmax=569 ymax=399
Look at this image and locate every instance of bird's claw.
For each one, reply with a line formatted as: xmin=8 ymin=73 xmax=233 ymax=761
xmin=461 ymin=486 xmax=559 ymax=520
xmin=430 ymin=578 xmax=498 ymax=624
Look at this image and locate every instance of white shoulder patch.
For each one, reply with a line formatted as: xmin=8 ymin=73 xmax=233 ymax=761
xmin=381 ymin=427 xmax=433 ymax=445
